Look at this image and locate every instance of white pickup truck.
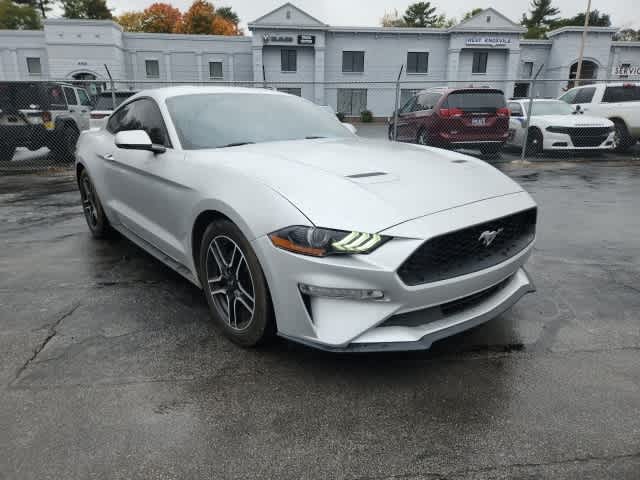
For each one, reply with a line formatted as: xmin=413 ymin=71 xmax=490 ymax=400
xmin=558 ymin=82 xmax=640 ymax=152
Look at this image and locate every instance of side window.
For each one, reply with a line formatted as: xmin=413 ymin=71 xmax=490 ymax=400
xmin=106 ymin=103 xmax=132 ymax=134
xmin=76 ymin=89 xmax=92 ymax=107
xmin=63 ymin=87 xmax=77 ymax=105
xmin=559 ymin=89 xmax=578 ymax=104
xmin=602 ymin=85 xmax=640 ymax=103
xmin=417 ymin=93 xmax=440 ymax=110
xmin=130 ymin=99 xmax=171 ymax=147
xmin=574 ymin=87 xmax=596 ymax=104
xmin=509 ymin=102 xmax=523 ymax=116
xmin=399 ymin=96 xmax=417 ymax=114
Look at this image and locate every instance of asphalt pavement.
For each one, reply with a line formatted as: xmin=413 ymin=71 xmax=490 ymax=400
xmin=1 ymin=159 xmax=639 ymax=479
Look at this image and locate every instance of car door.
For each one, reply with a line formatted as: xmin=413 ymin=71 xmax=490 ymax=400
xmin=562 ymin=86 xmax=596 ymax=115
xmin=74 ymin=88 xmax=92 ymax=131
xmin=395 ymin=95 xmax=417 ymax=141
xmin=101 ymin=98 xmax=189 ymax=264
xmin=62 ymin=86 xmax=85 ymax=130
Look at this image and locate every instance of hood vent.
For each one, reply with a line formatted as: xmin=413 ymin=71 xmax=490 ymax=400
xmin=346 ymin=171 xmax=388 ymax=179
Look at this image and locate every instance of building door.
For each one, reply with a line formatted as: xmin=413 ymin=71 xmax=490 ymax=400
xmin=567 ymin=60 xmax=598 ymax=89
xmin=71 ymin=72 xmax=107 ymax=101
xmin=513 ymin=83 xmax=529 ymax=98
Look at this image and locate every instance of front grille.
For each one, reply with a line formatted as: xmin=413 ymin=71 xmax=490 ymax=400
xmin=568 ymin=127 xmax=610 ymax=147
xmin=397 ymin=208 xmax=536 ymax=286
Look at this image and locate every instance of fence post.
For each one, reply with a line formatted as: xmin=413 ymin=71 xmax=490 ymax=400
xmin=520 ymin=64 xmax=544 ymax=161
xmin=393 ymin=65 xmax=403 ymax=141
xmin=104 ymin=64 xmax=116 ymax=109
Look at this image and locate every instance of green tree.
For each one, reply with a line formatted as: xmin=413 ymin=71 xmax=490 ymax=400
xmin=215 ymin=6 xmax=238 ymax=24
xmin=61 ymin=0 xmax=112 ymax=19
xmin=0 ymin=0 xmax=41 ymax=28
xmin=521 ymin=0 xmax=559 ymax=38
xmin=462 ymin=8 xmax=483 ymax=21
xmin=615 ymin=28 xmax=640 ymax=41
xmin=403 ymin=2 xmax=438 ymax=27
xmin=549 ymin=9 xmax=611 ymax=29
xmin=12 ymin=0 xmax=52 ymax=18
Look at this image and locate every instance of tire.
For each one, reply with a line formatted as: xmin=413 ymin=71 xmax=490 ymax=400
xmin=611 ymin=120 xmax=633 ymax=153
xmin=525 ymin=128 xmax=543 ymax=156
xmin=198 ymin=219 xmax=275 ymax=347
xmin=78 ymin=169 xmax=112 ymax=238
xmin=416 ymin=128 xmax=429 ymax=146
xmin=480 ymin=144 xmax=502 ymax=156
xmin=0 ymin=144 xmax=16 ymax=162
xmin=51 ymin=125 xmax=79 ymax=162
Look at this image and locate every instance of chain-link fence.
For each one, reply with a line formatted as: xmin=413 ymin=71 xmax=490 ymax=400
xmin=1 ymin=77 xmax=638 ymax=174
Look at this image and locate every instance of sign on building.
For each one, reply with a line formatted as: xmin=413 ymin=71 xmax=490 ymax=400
xmin=613 ymin=64 xmax=640 ymax=76
xmin=466 ymin=37 xmax=512 ymax=47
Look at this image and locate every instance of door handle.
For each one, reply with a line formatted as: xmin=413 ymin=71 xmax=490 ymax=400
xmin=98 ymin=153 xmax=114 ymax=161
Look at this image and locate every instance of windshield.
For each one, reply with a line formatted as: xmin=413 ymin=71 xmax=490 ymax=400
xmin=530 ymin=101 xmax=574 ymax=116
xmin=166 ymin=92 xmax=352 ymax=149
xmin=94 ymin=93 xmax=135 ymax=110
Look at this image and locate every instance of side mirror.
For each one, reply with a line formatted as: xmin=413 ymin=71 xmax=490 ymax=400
xmin=115 ymin=130 xmax=166 ymax=154
xmin=342 ymin=123 xmax=357 ymax=134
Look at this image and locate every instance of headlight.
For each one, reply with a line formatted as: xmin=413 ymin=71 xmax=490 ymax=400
xmin=269 ymin=226 xmax=391 ymax=257
xmin=546 ymin=126 xmax=569 ymax=133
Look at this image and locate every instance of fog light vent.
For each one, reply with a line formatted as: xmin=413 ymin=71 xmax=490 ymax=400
xmin=298 ymin=283 xmax=384 ymax=300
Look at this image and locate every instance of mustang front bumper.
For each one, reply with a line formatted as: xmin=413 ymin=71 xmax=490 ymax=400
xmin=252 ymin=191 xmax=537 ymax=352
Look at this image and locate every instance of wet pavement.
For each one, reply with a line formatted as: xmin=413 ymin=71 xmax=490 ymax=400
xmin=1 ymin=161 xmax=639 ymax=479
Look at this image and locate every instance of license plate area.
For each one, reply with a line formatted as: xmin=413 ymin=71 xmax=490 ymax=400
xmin=471 ymin=117 xmax=486 ymax=127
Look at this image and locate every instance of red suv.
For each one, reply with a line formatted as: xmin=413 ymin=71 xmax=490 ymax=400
xmin=389 ymin=87 xmax=510 ymax=155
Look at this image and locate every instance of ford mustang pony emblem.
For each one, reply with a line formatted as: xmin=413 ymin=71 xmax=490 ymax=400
xmin=478 ymin=228 xmax=503 ymax=246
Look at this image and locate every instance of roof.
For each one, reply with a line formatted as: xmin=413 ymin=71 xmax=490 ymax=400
xmin=547 ymin=26 xmax=618 ymax=37
xmin=449 ymin=8 xmax=526 ymax=33
xmin=249 ymin=2 xmax=327 ymax=28
xmin=135 ymin=86 xmax=285 ymax=102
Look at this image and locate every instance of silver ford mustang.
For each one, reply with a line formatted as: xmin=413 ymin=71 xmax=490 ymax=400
xmin=76 ymin=86 xmax=537 ymax=351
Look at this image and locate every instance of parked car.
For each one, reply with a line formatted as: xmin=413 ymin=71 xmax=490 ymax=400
xmin=76 ymin=86 xmax=537 ymax=352
xmin=558 ymin=82 xmax=640 ymax=152
xmin=90 ymin=90 xmax=138 ymax=129
xmin=506 ymin=99 xmax=614 ymax=154
xmin=388 ymin=87 xmax=510 ymax=155
xmin=0 ymin=82 xmax=91 ymax=162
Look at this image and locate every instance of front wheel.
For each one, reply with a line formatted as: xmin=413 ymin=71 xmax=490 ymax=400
xmin=199 ymin=220 xmax=275 ymax=347
xmin=79 ymin=169 xmax=112 ymax=238
xmin=525 ymin=128 xmax=543 ymax=156
xmin=0 ymin=144 xmax=16 ymax=162
xmin=611 ymin=120 xmax=633 ymax=153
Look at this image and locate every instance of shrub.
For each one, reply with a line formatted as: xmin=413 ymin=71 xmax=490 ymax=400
xmin=360 ymin=109 xmax=373 ymax=123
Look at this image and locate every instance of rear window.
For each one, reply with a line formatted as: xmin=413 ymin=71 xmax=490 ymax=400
xmin=0 ymin=83 xmax=66 ymax=112
xmin=94 ymin=92 xmax=136 ymax=110
xmin=602 ymin=85 xmax=640 ymax=103
xmin=444 ymin=90 xmax=506 ymax=112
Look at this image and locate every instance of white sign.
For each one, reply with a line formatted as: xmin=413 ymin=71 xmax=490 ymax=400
xmin=466 ymin=37 xmax=512 ymax=47
xmin=614 ymin=65 xmax=640 ymax=76
xmin=263 ymin=34 xmax=293 ymax=44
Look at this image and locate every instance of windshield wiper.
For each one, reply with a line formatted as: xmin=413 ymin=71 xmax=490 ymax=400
xmin=217 ymin=141 xmax=255 ymax=148
xmin=305 ymin=136 xmax=327 ymax=139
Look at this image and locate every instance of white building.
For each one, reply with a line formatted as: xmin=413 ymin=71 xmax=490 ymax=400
xmin=1 ymin=2 xmax=639 ymax=116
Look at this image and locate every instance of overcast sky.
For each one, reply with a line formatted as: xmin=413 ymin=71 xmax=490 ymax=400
xmin=103 ymin=0 xmax=640 ymax=30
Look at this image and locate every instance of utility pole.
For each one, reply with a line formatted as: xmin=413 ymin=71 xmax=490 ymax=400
xmin=574 ymin=0 xmax=592 ymax=87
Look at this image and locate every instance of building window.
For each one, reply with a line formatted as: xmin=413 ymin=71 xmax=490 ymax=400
xmin=407 ymin=52 xmax=428 ymax=74
xmin=281 ymin=49 xmax=297 ymax=72
xmin=342 ymin=51 xmax=364 ymax=73
xmin=277 ymin=87 xmax=302 ymax=96
xmin=145 ymin=59 xmax=160 ymax=78
xmin=337 ymin=88 xmax=367 ymax=115
xmin=472 ymin=51 xmax=488 ymax=74
xmin=26 ymin=57 xmax=41 ymax=75
xmin=523 ymin=62 xmax=534 ymax=78
xmin=209 ymin=61 xmax=223 ymax=79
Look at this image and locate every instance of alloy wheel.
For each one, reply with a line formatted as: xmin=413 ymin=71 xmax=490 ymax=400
xmin=205 ymin=235 xmax=256 ymax=332
xmin=80 ymin=176 xmax=98 ymax=229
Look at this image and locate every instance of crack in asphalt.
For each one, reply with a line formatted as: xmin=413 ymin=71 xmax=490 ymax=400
xmin=10 ymin=302 xmax=81 ymax=386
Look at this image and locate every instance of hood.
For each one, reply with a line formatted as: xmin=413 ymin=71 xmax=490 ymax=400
xmin=536 ymin=115 xmax=613 ymax=127
xmin=216 ymin=138 xmax=523 ymax=233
